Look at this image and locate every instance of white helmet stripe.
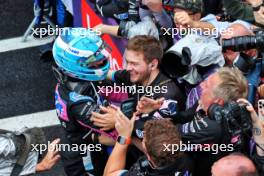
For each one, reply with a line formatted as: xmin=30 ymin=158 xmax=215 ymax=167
xmin=100 ymin=48 xmax=111 ymax=58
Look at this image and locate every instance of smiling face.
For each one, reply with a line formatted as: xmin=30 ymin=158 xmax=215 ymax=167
xmin=124 ymin=49 xmax=152 ymax=84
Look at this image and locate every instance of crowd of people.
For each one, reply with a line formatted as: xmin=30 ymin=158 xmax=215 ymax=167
xmin=2 ymin=0 xmax=264 ymax=176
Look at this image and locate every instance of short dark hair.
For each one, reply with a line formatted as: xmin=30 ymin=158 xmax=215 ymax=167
xmin=126 ymin=35 xmax=163 ymax=64
xmin=144 ymin=119 xmax=183 ymax=167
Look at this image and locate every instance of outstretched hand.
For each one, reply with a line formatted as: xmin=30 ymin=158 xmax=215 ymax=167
xmin=36 ymin=138 xmax=61 ymax=172
xmin=115 ymin=108 xmax=136 ymax=137
xmin=237 ymin=98 xmax=264 ymax=153
xmin=91 ymin=106 xmax=117 ymax=131
xmin=135 ymin=97 xmax=164 ymax=115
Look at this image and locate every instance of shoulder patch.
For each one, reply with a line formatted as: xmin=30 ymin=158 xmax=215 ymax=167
xmin=136 ymin=129 xmax=144 ymax=138
xmin=69 ymin=92 xmax=94 ymax=102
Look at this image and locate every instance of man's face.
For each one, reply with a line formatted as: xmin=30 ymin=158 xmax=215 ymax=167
xmin=124 ymin=50 xmax=151 ymax=84
xmin=199 ymin=73 xmax=222 ymax=112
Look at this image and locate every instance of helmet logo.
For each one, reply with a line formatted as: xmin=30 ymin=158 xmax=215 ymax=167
xmin=68 ymin=48 xmax=79 ymax=55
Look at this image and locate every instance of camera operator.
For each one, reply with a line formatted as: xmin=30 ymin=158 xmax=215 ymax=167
xmin=173 ymin=0 xmax=208 ymax=32
xmin=103 ymin=109 xmax=193 ymax=176
xmin=222 ymin=0 xmax=264 ymax=26
xmin=136 ymin=67 xmax=264 ymax=175
xmin=221 ymin=24 xmax=256 ymax=65
xmin=221 ymin=23 xmax=262 ymax=104
xmin=172 ymin=0 xmax=211 ymax=40
xmin=172 ymin=0 xmax=252 ymax=39
xmin=222 ymin=0 xmax=255 ymax=23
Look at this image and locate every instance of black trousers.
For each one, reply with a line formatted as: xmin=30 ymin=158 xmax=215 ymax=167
xmin=59 ymin=128 xmax=108 ymax=176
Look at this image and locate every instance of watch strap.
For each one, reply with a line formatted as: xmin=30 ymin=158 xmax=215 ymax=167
xmin=117 ymin=136 xmax=132 ymax=145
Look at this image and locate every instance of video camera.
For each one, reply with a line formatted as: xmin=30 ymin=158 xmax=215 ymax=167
xmin=208 ymin=101 xmax=252 ymax=148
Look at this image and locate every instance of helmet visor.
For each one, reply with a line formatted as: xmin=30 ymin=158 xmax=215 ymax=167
xmin=80 ymin=42 xmax=112 ymax=67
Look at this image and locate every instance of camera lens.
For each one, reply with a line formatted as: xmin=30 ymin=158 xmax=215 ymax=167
xmin=222 ymin=36 xmax=257 ymax=51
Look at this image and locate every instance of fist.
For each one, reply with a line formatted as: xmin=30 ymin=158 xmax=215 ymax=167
xmin=174 ymin=11 xmax=193 ymax=27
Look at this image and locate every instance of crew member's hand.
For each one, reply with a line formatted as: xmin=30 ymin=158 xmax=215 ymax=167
xmin=93 ymin=24 xmax=104 ymax=35
xmin=36 ymin=138 xmax=61 ymax=172
xmin=91 ymin=106 xmax=117 ymax=131
xmin=136 ymin=97 xmax=164 ymax=115
xmin=237 ymin=98 xmax=264 ymax=155
xmin=237 ymin=99 xmax=262 ymax=124
xmin=174 ymin=11 xmax=194 ymax=27
xmin=115 ymin=109 xmax=136 ymax=137
xmin=142 ymin=0 xmax=163 ymax=13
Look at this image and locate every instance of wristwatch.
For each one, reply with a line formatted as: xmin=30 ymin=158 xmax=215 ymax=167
xmin=253 ymin=2 xmax=264 ymax=11
xmin=117 ymin=136 xmax=132 ymax=145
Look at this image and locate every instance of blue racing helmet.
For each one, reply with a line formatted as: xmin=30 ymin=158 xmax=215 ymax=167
xmin=52 ymin=28 xmax=111 ymax=81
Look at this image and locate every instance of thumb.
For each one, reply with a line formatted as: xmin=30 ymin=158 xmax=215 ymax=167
xmin=130 ymin=113 xmax=137 ymax=125
xmin=157 ymin=97 xmax=165 ymax=104
xmin=50 ymin=138 xmax=60 ymax=147
xmin=99 ymin=106 xmax=109 ymax=113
